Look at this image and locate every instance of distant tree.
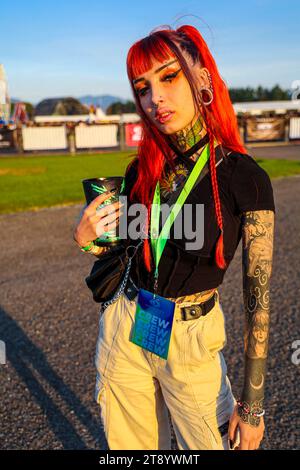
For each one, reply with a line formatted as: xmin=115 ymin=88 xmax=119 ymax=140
xmin=269 ymin=84 xmax=289 ymax=100
xmin=229 ymin=87 xmax=255 ymax=102
xmin=255 ymin=85 xmax=267 ymax=101
xmin=106 ymin=100 xmax=136 ymax=115
xmin=229 ymin=85 xmax=290 ymax=102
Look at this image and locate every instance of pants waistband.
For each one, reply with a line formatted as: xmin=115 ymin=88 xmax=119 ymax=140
xmin=124 ymin=279 xmax=219 ymax=321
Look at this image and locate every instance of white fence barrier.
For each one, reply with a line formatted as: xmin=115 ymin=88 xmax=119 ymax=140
xmin=75 ymin=124 xmax=118 ymax=149
xmin=289 ymin=117 xmax=300 ymax=139
xmin=22 ymin=126 xmax=67 ymax=151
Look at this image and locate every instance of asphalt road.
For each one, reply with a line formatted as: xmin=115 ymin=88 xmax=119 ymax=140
xmin=0 ymin=175 xmax=299 ymax=450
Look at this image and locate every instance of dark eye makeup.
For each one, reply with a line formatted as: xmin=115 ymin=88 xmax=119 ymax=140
xmin=135 ymin=68 xmax=182 ymax=96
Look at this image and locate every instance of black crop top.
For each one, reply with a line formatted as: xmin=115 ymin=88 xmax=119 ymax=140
xmin=121 ymin=145 xmax=276 ymax=297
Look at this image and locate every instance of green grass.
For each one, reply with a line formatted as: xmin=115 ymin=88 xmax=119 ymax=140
xmin=255 ymin=158 xmax=300 ymax=178
xmin=0 ymin=152 xmax=299 ymax=214
xmin=0 ymin=152 xmax=135 ymax=214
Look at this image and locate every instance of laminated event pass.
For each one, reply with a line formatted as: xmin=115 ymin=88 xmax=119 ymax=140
xmin=130 ymin=288 xmax=175 ymax=360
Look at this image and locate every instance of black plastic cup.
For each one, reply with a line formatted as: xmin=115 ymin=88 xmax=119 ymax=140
xmin=82 ymin=176 xmax=124 ymax=246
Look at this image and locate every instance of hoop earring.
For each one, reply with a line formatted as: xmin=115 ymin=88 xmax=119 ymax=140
xmin=199 ymin=87 xmax=213 ymax=106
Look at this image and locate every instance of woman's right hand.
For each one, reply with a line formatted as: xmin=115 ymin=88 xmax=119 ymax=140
xmin=73 ymin=190 xmax=123 ymax=248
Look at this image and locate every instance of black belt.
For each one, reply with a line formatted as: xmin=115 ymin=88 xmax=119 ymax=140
xmin=124 ymin=278 xmax=218 ymax=321
xmin=180 ymin=291 xmax=217 ymax=320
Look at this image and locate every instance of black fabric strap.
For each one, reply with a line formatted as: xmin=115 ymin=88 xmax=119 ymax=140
xmin=167 ymin=132 xmax=210 ymax=159
xmin=164 ymin=144 xmax=225 ymax=209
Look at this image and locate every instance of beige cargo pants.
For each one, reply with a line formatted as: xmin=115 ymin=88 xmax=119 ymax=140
xmin=94 ymin=289 xmax=239 ymax=450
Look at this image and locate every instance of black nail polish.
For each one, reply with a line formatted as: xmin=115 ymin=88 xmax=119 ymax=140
xmin=229 ymin=440 xmax=234 ymax=449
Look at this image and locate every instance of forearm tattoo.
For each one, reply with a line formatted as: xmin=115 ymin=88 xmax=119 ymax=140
xmin=240 ymin=210 xmax=275 ymax=426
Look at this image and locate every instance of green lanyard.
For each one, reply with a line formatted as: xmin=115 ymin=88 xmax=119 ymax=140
xmin=150 ymin=143 xmax=210 ymax=294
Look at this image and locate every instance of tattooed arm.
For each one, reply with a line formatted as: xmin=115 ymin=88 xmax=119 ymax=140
xmin=240 ymin=209 xmax=275 ymax=426
xmin=229 ymin=209 xmax=275 ymax=450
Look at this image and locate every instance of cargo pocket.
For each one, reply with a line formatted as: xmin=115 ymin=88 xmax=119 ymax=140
xmin=95 ymin=296 xmax=123 ymax=378
xmin=202 ymin=396 xmax=233 ymax=449
xmin=184 ymin=301 xmax=227 ymax=365
xmin=199 ymin=303 xmax=227 ymax=362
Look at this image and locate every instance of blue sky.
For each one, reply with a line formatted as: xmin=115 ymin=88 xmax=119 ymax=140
xmin=2 ymin=0 xmax=299 ymax=103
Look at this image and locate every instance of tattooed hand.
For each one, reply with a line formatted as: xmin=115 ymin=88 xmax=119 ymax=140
xmin=229 ymin=209 xmax=275 ymax=450
xmin=229 ymin=404 xmax=265 ymax=450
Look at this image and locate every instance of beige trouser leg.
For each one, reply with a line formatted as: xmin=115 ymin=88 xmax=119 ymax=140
xmin=94 ymin=290 xmax=239 ymax=450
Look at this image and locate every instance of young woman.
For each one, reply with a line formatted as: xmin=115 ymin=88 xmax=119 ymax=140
xmin=74 ymin=25 xmax=275 ymax=451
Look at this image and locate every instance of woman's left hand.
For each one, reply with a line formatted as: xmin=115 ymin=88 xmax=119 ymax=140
xmin=228 ymin=404 xmax=265 ymax=450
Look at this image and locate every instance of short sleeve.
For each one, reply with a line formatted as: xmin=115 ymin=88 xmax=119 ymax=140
xmin=230 ymin=154 xmax=276 ymax=215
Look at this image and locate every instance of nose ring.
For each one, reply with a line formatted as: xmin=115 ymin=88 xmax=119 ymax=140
xmin=154 ymin=97 xmax=163 ymax=108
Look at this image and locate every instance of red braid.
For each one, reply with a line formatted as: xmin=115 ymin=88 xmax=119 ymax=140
xmin=143 ymin=210 xmax=152 ymax=272
xmin=206 ymin=122 xmax=227 ymax=270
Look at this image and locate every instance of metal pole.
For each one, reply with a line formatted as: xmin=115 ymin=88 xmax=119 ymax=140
xmin=119 ymin=121 xmax=125 ymax=151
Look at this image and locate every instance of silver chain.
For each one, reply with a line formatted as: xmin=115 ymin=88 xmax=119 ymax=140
xmin=99 ymin=239 xmax=143 ymax=314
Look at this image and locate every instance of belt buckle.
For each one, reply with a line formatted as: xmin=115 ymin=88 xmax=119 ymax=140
xmin=181 ymin=290 xmax=218 ymax=321
xmin=182 ymin=303 xmax=203 ymax=321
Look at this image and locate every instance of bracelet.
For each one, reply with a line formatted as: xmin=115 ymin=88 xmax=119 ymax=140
xmin=77 ymin=237 xmax=111 ymax=256
xmin=80 ymin=242 xmax=110 ymax=256
xmin=80 ymin=241 xmax=95 ymax=252
xmin=91 ymin=245 xmax=111 ymax=256
xmin=237 ymin=400 xmax=265 ymax=418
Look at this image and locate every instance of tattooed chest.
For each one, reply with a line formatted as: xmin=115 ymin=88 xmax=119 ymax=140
xmin=160 ymin=162 xmax=189 ymax=201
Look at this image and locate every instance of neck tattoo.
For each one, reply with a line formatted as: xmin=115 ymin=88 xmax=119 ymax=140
xmin=170 ymin=116 xmax=206 ymax=153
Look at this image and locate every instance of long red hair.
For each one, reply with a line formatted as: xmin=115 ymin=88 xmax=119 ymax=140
xmin=126 ymin=24 xmax=246 ymax=273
